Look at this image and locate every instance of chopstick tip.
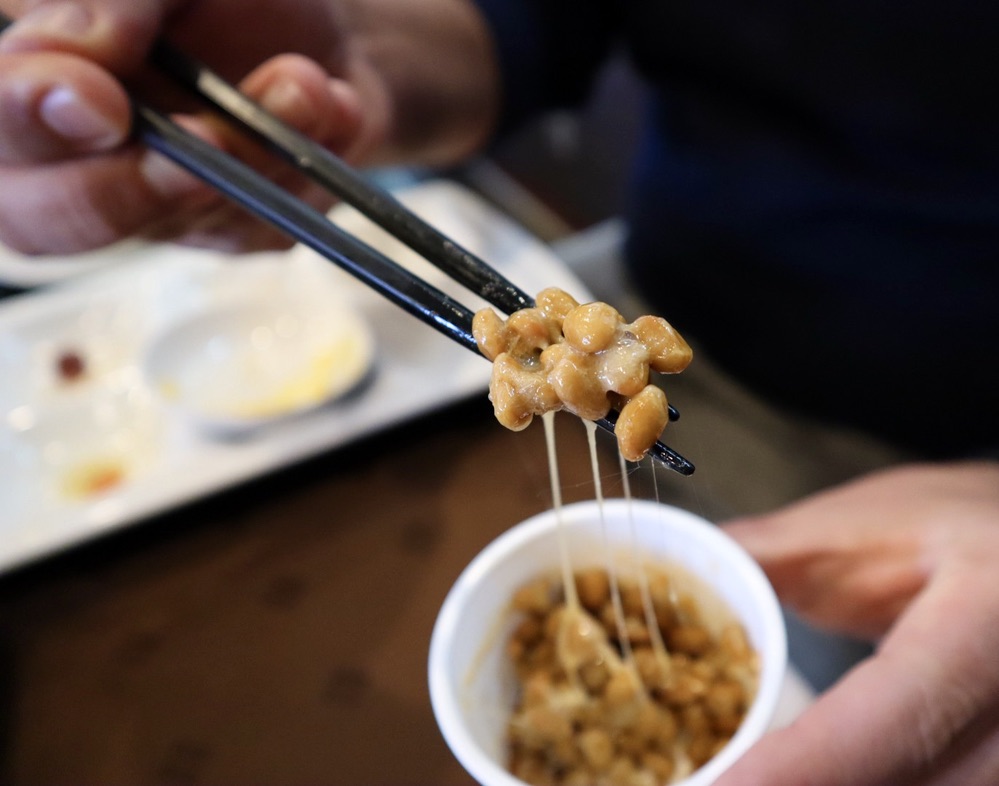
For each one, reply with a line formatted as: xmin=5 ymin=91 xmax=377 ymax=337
xmin=650 ymin=440 xmax=695 ymax=475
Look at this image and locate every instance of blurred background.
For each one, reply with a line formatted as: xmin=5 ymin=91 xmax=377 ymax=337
xmin=0 ymin=52 xmax=892 ymax=785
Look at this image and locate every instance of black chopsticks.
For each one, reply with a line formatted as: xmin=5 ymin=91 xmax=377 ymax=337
xmin=149 ymin=38 xmax=535 ymax=318
xmin=0 ymin=13 xmax=694 ymax=476
xmin=134 ymin=104 xmax=484 ymax=353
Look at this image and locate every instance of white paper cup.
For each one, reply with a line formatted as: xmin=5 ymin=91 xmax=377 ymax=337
xmin=429 ymin=498 xmax=787 ymax=786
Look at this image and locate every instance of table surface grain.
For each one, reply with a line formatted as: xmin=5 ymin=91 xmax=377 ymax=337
xmin=0 ymin=397 xmax=652 ymax=786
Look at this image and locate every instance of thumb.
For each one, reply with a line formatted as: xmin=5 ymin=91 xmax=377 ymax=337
xmin=715 ymin=572 xmax=999 ymax=786
xmin=715 ymin=651 xmax=922 ymax=786
xmin=717 ymin=634 xmax=982 ymax=786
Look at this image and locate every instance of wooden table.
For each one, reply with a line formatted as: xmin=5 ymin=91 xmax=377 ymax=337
xmin=0 ymin=397 xmax=650 ymax=785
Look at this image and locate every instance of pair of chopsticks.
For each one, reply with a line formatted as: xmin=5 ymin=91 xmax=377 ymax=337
xmin=0 ymin=13 xmax=694 ymax=476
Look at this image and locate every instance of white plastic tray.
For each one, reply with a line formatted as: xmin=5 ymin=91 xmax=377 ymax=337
xmin=0 ymin=180 xmax=592 ymax=574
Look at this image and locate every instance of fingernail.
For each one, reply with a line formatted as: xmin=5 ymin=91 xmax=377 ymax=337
xmin=0 ymin=3 xmax=94 ymax=49
xmin=39 ymin=86 xmax=121 ymax=148
xmin=260 ymin=77 xmax=316 ymax=127
xmin=327 ymin=78 xmax=361 ymax=118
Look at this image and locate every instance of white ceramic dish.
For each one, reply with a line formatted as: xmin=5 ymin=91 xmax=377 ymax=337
xmin=143 ymin=287 xmax=375 ymax=437
xmin=429 ymin=499 xmax=788 ymax=786
xmin=0 ymin=180 xmax=592 ymax=573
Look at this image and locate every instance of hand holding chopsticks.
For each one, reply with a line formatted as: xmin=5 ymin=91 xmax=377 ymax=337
xmin=0 ymin=11 xmax=694 ymax=475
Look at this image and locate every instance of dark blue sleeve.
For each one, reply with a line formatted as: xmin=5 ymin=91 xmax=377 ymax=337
xmin=471 ymin=0 xmax=620 ymax=136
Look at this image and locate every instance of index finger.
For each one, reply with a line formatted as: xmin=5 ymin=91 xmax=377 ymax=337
xmin=0 ymin=1 xmax=174 ymax=160
xmin=0 ymin=0 xmax=169 ymax=72
xmin=0 ymin=49 xmax=131 ymax=161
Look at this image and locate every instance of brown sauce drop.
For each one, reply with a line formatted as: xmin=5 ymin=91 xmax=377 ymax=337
xmin=56 ymin=349 xmax=87 ymax=383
